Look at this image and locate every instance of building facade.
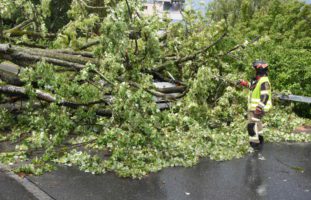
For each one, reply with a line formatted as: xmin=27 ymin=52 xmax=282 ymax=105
xmin=143 ymin=0 xmax=185 ymax=21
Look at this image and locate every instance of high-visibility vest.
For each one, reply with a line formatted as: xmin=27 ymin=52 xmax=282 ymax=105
xmin=248 ymin=76 xmax=272 ymax=112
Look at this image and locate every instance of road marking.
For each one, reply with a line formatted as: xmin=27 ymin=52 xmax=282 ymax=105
xmin=0 ymin=163 xmax=55 ymax=200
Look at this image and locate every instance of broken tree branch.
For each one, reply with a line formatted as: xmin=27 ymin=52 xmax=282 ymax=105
xmin=0 ymin=85 xmax=110 ymax=108
xmin=220 ymin=36 xmax=260 ymax=57
xmin=128 ymin=81 xmax=188 ymax=100
xmin=79 ymin=39 xmax=100 ymax=50
xmin=13 ymin=45 xmax=97 ymax=65
xmin=54 ymin=49 xmax=95 ymax=58
xmin=155 ymin=86 xmax=186 ymax=93
xmin=125 ymin=0 xmax=133 ymax=21
xmin=0 ymin=44 xmax=88 ymax=70
xmin=153 ymin=32 xmax=227 ymax=72
xmin=4 ymin=19 xmax=34 ymax=33
xmin=5 ymin=51 xmax=86 ymax=69
xmin=5 ymin=30 xmax=56 ymax=39
xmin=0 ymin=62 xmax=24 ymax=86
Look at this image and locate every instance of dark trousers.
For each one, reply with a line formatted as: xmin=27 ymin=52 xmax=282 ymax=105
xmin=247 ymin=111 xmax=264 ymax=143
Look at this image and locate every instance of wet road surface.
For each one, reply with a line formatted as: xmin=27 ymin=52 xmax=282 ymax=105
xmin=0 ymin=170 xmax=36 ymax=200
xmin=24 ymin=143 xmax=311 ymax=200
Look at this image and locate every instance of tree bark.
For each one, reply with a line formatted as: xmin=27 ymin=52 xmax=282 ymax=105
xmin=128 ymin=81 xmax=188 ymax=100
xmin=0 ymin=62 xmax=24 ymax=86
xmin=154 ymin=86 xmax=186 ymax=93
xmin=5 ymin=30 xmax=56 ymax=39
xmin=4 ymin=19 xmax=33 ymax=33
xmin=0 ymin=85 xmax=110 ymax=108
xmin=0 ymin=71 xmax=24 ymax=86
xmin=7 ymin=51 xmax=85 ymax=69
xmin=0 ymin=43 xmax=98 ymax=69
xmin=12 ymin=45 xmax=97 ymax=65
xmin=53 ymin=49 xmax=95 ymax=58
xmin=79 ymin=39 xmax=100 ymax=50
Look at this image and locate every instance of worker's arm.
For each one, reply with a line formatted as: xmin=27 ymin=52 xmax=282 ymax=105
xmin=255 ymin=82 xmax=270 ymax=114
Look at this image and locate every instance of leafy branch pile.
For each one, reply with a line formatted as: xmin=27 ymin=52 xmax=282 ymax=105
xmin=0 ymin=0 xmax=310 ymax=178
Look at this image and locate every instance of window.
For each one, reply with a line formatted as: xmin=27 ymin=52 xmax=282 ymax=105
xmin=163 ymin=2 xmax=171 ymax=11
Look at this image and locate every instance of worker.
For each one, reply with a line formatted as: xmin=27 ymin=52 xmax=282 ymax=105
xmin=238 ymin=60 xmax=272 ymax=149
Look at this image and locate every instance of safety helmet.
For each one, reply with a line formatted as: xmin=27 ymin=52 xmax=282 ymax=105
xmin=252 ymin=60 xmax=268 ymax=69
xmin=252 ymin=60 xmax=269 ymax=76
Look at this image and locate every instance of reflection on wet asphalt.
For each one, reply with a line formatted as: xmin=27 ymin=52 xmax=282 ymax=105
xmin=245 ymin=152 xmax=266 ymax=198
xmin=27 ymin=143 xmax=311 ymax=200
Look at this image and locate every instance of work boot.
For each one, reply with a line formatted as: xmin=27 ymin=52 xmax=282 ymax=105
xmin=259 ymin=135 xmax=264 ymax=145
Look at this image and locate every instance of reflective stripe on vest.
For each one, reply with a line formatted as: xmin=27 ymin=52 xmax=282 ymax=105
xmin=248 ymin=77 xmax=272 ymax=112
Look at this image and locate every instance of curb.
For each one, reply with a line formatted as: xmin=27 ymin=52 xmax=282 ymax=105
xmin=0 ymin=163 xmax=55 ymax=200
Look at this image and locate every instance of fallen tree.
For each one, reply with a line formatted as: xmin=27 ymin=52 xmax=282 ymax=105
xmin=0 ymin=0 xmax=310 ymax=179
xmin=0 ymin=62 xmax=24 ymax=86
xmin=0 ymin=44 xmax=94 ymax=69
xmin=0 ymin=42 xmax=192 ymax=102
xmin=0 ymin=85 xmax=110 ymax=107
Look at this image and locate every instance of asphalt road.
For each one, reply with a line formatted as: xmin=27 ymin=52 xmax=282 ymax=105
xmin=0 ymin=171 xmax=36 ymax=200
xmin=1 ymin=143 xmax=311 ymax=200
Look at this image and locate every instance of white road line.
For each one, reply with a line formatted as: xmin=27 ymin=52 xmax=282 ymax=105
xmin=0 ymin=163 xmax=55 ymax=200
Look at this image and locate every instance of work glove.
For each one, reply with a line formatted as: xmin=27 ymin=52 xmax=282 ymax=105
xmin=237 ymin=80 xmax=249 ymax=87
xmin=254 ymin=106 xmax=263 ymax=116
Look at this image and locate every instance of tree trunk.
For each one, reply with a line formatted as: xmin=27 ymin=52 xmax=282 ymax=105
xmin=0 ymin=43 xmax=99 ymax=69
xmin=0 ymin=62 xmax=24 ymax=86
xmin=0 ymin=85 xmax=112 ymax=117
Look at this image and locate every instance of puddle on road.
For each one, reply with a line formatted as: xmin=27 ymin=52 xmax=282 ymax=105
xmin=256 ymin=184 xmax=267 ymax=196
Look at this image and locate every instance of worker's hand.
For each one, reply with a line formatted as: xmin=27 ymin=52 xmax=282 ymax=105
xmin=237 ymin=80 xmax=249 ymax=87
xmin=254 ymin=106 xmax=263 ymax=116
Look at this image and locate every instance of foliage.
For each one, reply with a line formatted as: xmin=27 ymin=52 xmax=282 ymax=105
xmin=208 ymin=0 xmax=311 ymax=117
xmin=0 ymin=0 xmax=310 ymax=178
